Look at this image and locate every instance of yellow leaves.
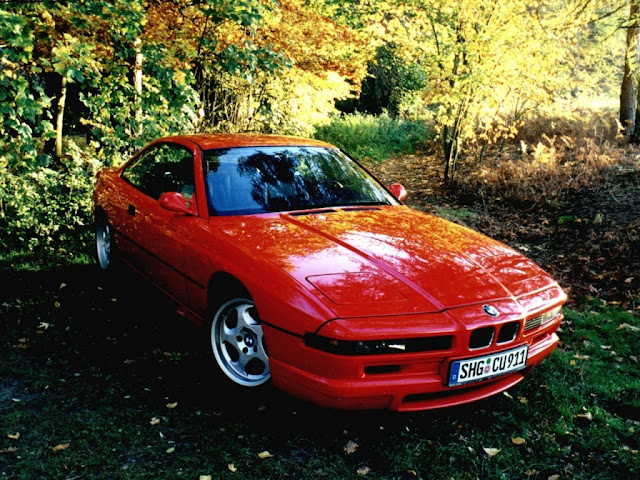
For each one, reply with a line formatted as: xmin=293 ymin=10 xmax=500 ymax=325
xmin=344 ymin=440 xmax=359 ymax=454
xmin=227 ymin=463 xmax=237 ymax=473
xmin=511 ymin=437 xmax=526 ymax=445
xmin=576 ymin=409 xmax=594 ymax=422
xmin=482 ymin=447 xmax=500 ymax=458
xmin=166 ymin=402 xmax=178 ymax=409
xmin=357 ymin=466 xmax=371 ymax=475
xmin=7 ymin=433 xmax=20 ymax=440
xmin=257 ymin=451 xmax=273 ymax=459
xmin=52 ymin=443 xmax=70 ymax=452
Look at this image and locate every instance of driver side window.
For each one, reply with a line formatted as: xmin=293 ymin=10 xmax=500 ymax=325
xmin=122 ymin=143 xmax=195 ymax=200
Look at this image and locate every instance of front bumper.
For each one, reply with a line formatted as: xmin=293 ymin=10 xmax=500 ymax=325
xmin=264 ymin=315 xmax=561 ymax=412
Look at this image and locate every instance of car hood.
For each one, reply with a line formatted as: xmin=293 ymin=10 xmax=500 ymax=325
xmin=215 ymin=206 xmax=561 ymax=318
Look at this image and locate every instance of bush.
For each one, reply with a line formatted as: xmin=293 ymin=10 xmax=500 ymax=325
xmin=1 ymin=140 xmax=100 ymax=260
xmin=457 ymin=105 xmax=634 ymax=205
xmin=313 ymin=112 xmax=433 ymax=162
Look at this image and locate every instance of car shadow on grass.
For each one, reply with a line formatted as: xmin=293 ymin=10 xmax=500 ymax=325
xmin=0 ymin=264 xmax=501 ymax=452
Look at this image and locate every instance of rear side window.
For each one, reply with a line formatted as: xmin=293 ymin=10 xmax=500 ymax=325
xmin=122 ymin=143 xmax=195 ymax=200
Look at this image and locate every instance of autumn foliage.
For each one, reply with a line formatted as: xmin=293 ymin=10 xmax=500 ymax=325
xmin=0 ymin=0 xmax=633 ymax=255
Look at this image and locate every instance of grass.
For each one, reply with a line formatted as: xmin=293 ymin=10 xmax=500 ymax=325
xmin=313 ymin=112 xmax=433 ymax=163
xmin=1 ymin=264 xmax=638 ymax=479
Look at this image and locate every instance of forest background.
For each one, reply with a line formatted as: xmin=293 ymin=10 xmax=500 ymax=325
xmin=1 ymin=0 xmax=637 ymax=260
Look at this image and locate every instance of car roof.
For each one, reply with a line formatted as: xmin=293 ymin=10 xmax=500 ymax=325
xmin=158 ymin=133 xmax=335 ymax=151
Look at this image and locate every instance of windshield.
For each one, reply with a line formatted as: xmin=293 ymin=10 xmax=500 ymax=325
xmin=204 ymin=146 xmax=398 ymax=215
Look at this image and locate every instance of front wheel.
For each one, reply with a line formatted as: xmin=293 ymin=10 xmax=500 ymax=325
xmin=210 ymin=298 xmax=270 ymax=387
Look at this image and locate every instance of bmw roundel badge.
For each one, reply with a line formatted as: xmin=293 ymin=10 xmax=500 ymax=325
xmin=483 ymin=305 xmax=500 ymax=317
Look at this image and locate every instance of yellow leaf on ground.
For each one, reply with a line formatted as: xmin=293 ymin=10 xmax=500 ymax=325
xmin=258 ymin=451 xmax=273 ymax=459
xmin=228 ymin=464 xmax=237 ymax=473
xmin=344 ymin=440 xmax=359 ymax=454
xmin=483 ymin=447 xmax=500 ymax=458
xmin=166 ymin=402 xmax=178 ymax=409
xmin=357 ymin=466 xmax=371 ymax=475
xmin=577 ymin=411 xmax=593 ymax=421
xmin=7 ymin=433 xmax=20 ymax=440
xmin=511 ymin=437 xmax=526 ymax=445
xmin=52 ymin=443 xmax=70 ymax=452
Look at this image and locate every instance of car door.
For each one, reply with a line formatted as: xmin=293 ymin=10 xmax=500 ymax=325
xmin=120 ymin=142 xmax=197 ymax=305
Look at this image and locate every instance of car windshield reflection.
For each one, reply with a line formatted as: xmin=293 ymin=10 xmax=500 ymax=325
xmin=204 ymin=146 xmax=397 ymax=216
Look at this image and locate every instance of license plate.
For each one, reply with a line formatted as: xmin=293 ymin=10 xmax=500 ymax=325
xmin=448 ymin=345 xmax=529 ymax=387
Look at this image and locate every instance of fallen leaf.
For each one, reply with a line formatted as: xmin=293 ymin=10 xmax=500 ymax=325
xmin=199 ymin=476 xmax=212 ymax=480
xmin=577 ymin=411 xmax=593 ymax=421
xmin=518 ymin=396 xmax=528 ymax=404
xmin=258 ymin=451 xmax=273 ymax=459
xmin=357 ymin=466 xmax=371 ymax=475
xmin=166 ymin=447 xmax=175 ymax=454
xmin=166 ymin=402 xmax=178 ymax=409
xmin=511 ymin=437 xmax=526 ymax=445
xmin=228 ymin=464 xmax=237 ymax=473
xmin=525 ymin=469 xmax=538 ymax=477
xmin=150 ymin=417 xmax=161 ymax=425
xmin=618 ymin=323 xmax=640 ymax=332
xmin=7 ymin=433 xmax=20 ymax=440
xmin=37 ymin=322 xmax=52 ymax=330
xmin=52 ymin=443 xmax=70 ymax=452
xmin=548 ymin=475 xmax=560 ymax=480
xmin=483 ymin=447 xmax=500 ymax=458
xmin=344 ymin=440 xmax=359 ymax=454
xmin=0 ymin=447 xmax=18 ymax=454
xmin=625 ymin=277 xmax=634 ymax=284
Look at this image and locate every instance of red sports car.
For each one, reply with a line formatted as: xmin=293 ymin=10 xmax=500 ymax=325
xmin=93 ymin=134 xmax=566 ymax=411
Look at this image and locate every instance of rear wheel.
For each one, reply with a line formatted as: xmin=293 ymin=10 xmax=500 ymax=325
xmin=210 ymin=297 xmax=270 ymax=387
xmin=95 ymin=214 xmax=113 ymax=270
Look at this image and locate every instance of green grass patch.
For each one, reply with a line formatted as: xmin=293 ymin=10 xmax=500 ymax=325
xmin=314 ymin=112 xmax=433 ymax=162
xmin=1 ymin=267 xmax=638 ymax=479
xmin=431 ymin=206 xmax=479 ymax=224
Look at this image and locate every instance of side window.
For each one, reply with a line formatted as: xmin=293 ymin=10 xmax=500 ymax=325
xmin=122 ymin=144 xmax=195 ymax=200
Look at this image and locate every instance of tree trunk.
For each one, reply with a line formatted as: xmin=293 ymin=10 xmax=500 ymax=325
xmin=443 ymin=125 xmax=455 ymax=185
xmin=134 ymin=37 xmax=143 ymax=138
xmin=620 ymin=1 xmax=640 ymax=138
xmin=55 ymin=75 xmax=67 ymax=159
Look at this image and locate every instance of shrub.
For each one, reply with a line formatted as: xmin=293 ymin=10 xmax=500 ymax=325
xmin=457 ymin=105 xmax=634 ymax=205
xmin=313 ymin=112 xmax=433 ymax=162
xmin=1 ymin=140 xmax=101 ymax=260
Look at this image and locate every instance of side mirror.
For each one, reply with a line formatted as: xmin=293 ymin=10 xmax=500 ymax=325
xmin=388 ymin=183 xmax=407 ymax=202
xmin=159 ymin=192 xmax=195 ymax=215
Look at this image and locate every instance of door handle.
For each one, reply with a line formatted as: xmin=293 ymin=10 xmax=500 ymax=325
xmin=128 ymin=204 xmax=136 ymax=216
